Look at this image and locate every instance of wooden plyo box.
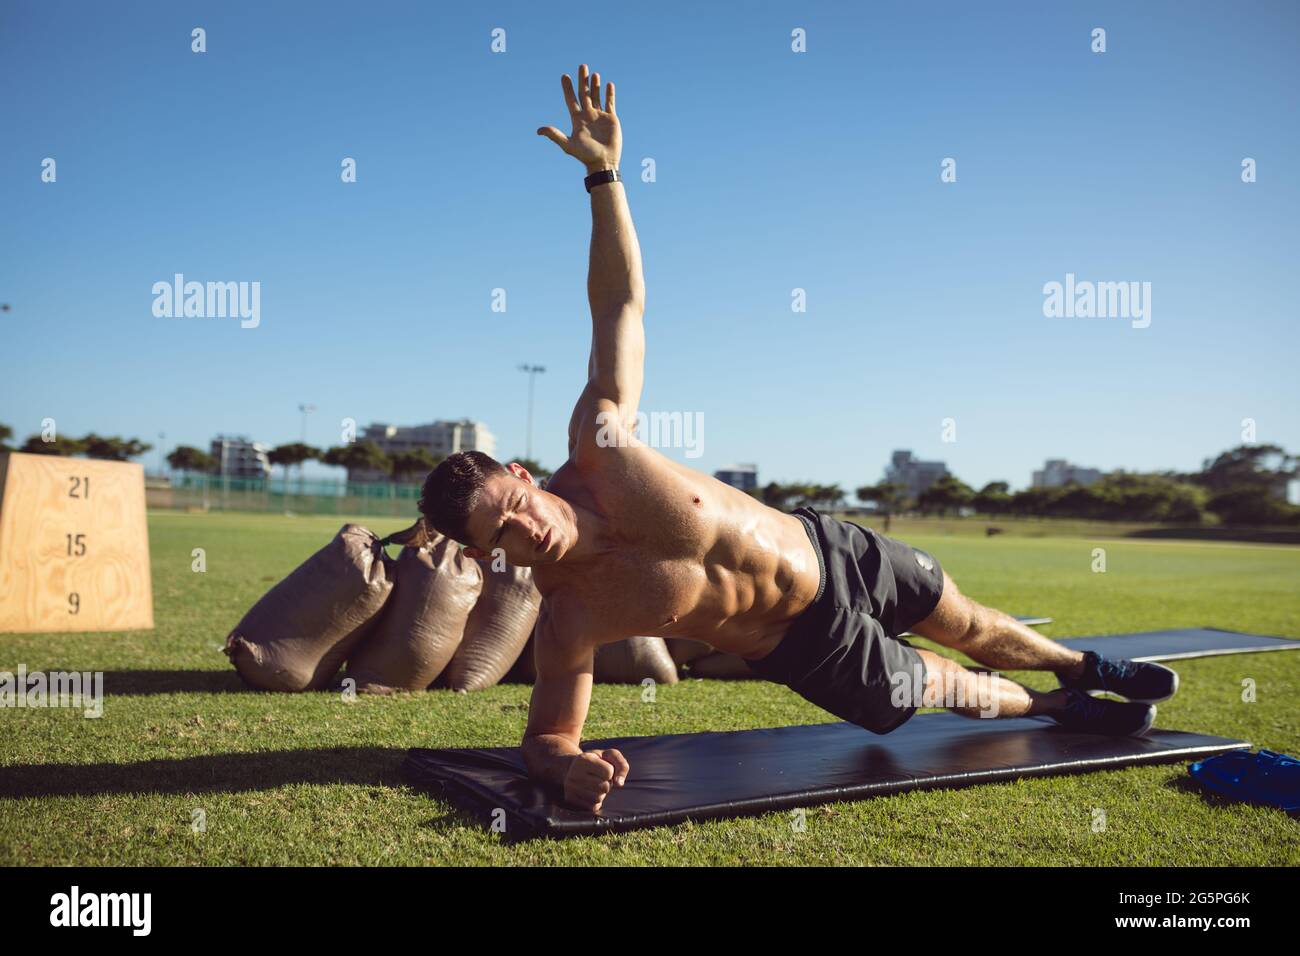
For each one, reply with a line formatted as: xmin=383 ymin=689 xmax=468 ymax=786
xmin=0 ymin=451 xmax=154 ymax=632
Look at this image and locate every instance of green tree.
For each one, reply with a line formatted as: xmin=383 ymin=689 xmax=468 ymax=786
xmin=754 ymin=481 xmax=796 ymax=511
xmin=973 ymin=481 xmax=1013 ymax=515
xmin=917 ymin=475 xmax=975 ymax=516
xmin=1194 ymin=444 xmax=1296 ymax=495
xmin=20 ymin=433 xmax=85 ymax=456
xmin=167 ymin=445 xmax=216 ymax=476
xmin=268 ymin=443 xmax=321 ymax=488
xmin=323 ymin=441 xmax=390 ymax=480
xmin=79 ymin=434 xmax=153 ymax=460
xmin=857 ymin=481 xmax=909 ymax=515
xmin=1206 ymin=488 xmax=1299 ymax=526
xmin=0 ymin=423 xmax=12 ymax=450
xmin=389 ymin=449 xmax=443 ymax=483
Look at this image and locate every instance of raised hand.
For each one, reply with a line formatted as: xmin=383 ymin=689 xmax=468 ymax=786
xmin=537 ymin=63 xmax=622 ymax=174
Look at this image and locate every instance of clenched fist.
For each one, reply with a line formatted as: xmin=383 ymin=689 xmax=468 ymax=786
xmin=537 ymin=63 xmax=622 ymax=174
xmin=563 ymin=748 xmax=629 ymax=812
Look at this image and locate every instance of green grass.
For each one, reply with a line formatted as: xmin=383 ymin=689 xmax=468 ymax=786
xmin=1 ymin=511 xmax=1298 ymax=865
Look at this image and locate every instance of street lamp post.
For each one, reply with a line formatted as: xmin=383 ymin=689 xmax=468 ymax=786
xmin=297 ymin=404 xmax=317 ymax=502
xmin=298 ymin=403 xmax=317 ymax=443
xmin=518 ymin=364 xmax=546 ymax=462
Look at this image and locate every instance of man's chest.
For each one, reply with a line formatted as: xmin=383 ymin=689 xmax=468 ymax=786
xmin=547 ymin=551 xmax=710 ymax=641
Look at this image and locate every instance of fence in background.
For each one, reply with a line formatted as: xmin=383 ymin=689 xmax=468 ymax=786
xmin=146 ymin=474 xmax=424 ymax=517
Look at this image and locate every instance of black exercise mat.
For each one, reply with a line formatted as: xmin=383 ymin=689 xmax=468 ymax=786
xmin=403 ymin=713 xmax=1247 ymax=839
xmin=1057 ymin=628 xmax=1300 ymax=662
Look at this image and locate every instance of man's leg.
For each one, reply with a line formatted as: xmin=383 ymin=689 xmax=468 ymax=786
xmin=910 ymin=571 xmax=1086 ymax=677
xmin=897 ymin=572 xmax=1158 ymax=733
xmin=912 ymin=647 xmax=1070 ymax=719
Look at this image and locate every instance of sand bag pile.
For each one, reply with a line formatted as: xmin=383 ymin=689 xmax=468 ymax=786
xmin=346 ymin=533 xmax=483 ymax=694
xmin=594 ymin=636 xmax=680 ymax=685
xmin=668 ymin=639 xmax=713 ymax=669
xmin=503 ymin=625 xmax=538 ymax=684
xmin=445 ymin=561 xmax=542 ymax=691
xmin=687 ymin=650 xmax=759 ymax=679
xmin=223 ymin=524 xmax=395 ymax=691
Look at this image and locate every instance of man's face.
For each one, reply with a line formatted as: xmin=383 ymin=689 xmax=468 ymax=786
xmin=463 ymin=464 xmax=568 ymax=566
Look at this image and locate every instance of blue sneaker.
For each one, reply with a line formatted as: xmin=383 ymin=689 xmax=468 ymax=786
xmin=1057 ymin=650 xmax=1179 ymax=703
xmin=1052 ymin=688 xmax=1157 ymax=737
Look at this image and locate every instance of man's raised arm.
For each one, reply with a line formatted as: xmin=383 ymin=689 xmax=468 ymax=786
xmin=538 ymin=63 xmax=646 ymax=444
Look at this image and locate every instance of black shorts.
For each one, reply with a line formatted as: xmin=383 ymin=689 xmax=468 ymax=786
xmin=746 ymin=506 xmax=945 ymax=735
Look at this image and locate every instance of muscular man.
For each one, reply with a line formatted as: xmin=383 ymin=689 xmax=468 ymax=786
xmin=419 ymin=64 xmax=1179 ymax=813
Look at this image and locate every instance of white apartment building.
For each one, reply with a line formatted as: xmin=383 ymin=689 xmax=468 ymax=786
xmin=1032 ymin=459 xmax=1103 ymax=488
xmin=349 ymin=419 xmax=497 ymax=482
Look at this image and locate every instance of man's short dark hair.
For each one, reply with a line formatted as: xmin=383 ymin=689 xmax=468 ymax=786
xmin=418 ymin=450 xmax=508 ymax=545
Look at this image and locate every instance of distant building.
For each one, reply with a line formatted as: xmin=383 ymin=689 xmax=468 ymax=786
xmin=884 ymin=450 xmax=949 ymax=501
xmin=211 ymin=435 xmax=271 ymax=479
xmin=714 ymin=463 xmax=758 ymax=492
xmin=349 ymin=419 xmax=497 ymax=482
xmin=1032 ymin=459 xmax=1103 ymax=489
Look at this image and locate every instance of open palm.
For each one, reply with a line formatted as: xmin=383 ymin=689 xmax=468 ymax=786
xmin=537 ymin=63 xmax=622 ymax=173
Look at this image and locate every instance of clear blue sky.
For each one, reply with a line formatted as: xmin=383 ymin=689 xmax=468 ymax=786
xmin=3 ymin=0 xmax=1297 ymax=493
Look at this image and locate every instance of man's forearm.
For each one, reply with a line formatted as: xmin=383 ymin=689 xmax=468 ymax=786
xmin=521 ymin=732 xmax=580 ymax=792
xmin=587 ymin=181 xmax=645 ymax=318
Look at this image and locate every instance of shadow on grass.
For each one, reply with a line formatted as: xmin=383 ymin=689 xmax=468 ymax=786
xmin=100 ymin=670 xmax=250 ymax=695
xmin=0 ymin=747 xmax=411 ymax=799
xmin=1163 ymin=770 xmax=1300 ymax=817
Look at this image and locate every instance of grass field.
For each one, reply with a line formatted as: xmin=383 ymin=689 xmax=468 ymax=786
xmin=2 ymin=510 xmax=1298 ymax=866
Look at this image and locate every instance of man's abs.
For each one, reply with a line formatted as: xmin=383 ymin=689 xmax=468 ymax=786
xmin=539 ymin=447 xmax=822 ymax=657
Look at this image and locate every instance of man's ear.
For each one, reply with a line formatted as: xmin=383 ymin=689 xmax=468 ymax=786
xmin=507 ymin=462 xmax=535 ymax=485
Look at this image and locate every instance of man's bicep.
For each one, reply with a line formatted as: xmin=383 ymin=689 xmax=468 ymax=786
xmin=590 ymin=303 xmax=644 ymax=417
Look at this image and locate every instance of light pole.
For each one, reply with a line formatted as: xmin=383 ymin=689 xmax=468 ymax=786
xmin=518 ymin=364 xmax=546 ymax=462
xmin=298 ymin=403 xmax=317 ymax=443
xmin=157 ymin=432 xmax=165 ymax=478
xmin=297 ymin=404 xmax=317 ymax=500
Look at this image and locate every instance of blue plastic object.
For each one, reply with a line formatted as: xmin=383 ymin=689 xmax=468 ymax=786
xmin=1187 ymin=749 xmax=1300 ymax=812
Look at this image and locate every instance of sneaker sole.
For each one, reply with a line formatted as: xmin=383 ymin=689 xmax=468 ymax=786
xmin=1053 ymin=697 xmax=1158 ymax=736
xmin=1109 ymin=666 xmax=1180 ymax=705
xmin=1064 ymin=664 xmax=1180 ymax=705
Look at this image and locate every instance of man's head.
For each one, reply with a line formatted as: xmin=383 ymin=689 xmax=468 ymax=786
xmin=418 ymin=451 xmax=570 ymax=566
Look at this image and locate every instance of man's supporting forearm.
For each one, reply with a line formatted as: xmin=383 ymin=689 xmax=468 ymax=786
xmin=587 ymin=181 xmax=645 ymax=317
xmin=521 ymin=733 xmax=580 ymax=792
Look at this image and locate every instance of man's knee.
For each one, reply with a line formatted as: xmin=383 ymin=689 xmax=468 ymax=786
xmin=915 ymin=591 xmax=995 ymax=650
xmin=958 ymin=601 xmax=996 ymax=645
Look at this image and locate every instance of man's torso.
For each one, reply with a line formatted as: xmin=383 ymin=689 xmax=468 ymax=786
xmin=532 ymin=441 xmax=822 ymax=659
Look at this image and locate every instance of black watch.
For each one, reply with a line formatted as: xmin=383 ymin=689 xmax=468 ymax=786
xmin=584 ymin=168 xmax=621 ymax=193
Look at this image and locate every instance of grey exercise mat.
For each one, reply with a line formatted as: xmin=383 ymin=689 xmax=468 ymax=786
xmin=402 ymin=712 xmax=1247 ymax=840
xmin=1057 ymin=628 xmax=1300 ymax=662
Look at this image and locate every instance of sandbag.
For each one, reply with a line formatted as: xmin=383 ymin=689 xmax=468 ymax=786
xmin=346 ymin=536 xmax=483 ymax=694
xmin=223 ymin=524 xmax=394 ymax=691
xmin=689 ymin=650 xmax=760 ymax=679
xmin=668 ymin=638 xmax=714 ymax=668
xmin=594 ymin=636 xmax=679 ymax=685
xmin=503 ymin=629 xmax=538 ymax=684
xmin=445 ymin=561 xmax=542 ymax=691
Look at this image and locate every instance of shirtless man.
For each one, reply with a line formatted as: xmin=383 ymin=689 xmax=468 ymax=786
xmin=419 ymin=64 xmax=1180 ymax=813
